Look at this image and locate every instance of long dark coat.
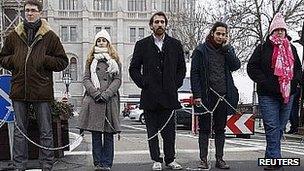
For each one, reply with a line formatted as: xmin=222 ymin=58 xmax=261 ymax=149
xmin=78 ymin=59 xmax=121 ymax=133
xmin=247 ymin=36 xmax=302 ymax=98
xmin=190 ymin=43 xmax=241 ymax=115
xmin=0 ymin=19 xmax=68 ymax=101
xmin=129 ymin=34 xmax=186 ymax=110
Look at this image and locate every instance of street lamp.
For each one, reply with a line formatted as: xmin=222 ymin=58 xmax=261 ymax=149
xmin=62 ymin=72 xmax=72 ymax=97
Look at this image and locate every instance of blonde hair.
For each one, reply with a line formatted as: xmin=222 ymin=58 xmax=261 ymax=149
xmin=86 ymin=39 xmax=120 ymax=65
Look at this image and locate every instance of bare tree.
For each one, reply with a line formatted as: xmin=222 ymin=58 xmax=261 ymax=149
xmin=168 ymin=2 xmax=210 ymax=58
xmin=220 ymin=0 xmax=304 ymax=63
xmin=171 ymin=0 xmax=304 ymax=64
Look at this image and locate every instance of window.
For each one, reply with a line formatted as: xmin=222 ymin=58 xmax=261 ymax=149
xmin=138 ymin=28 xmax=144 ymax=40
xmin=161 ymin=0 xmax=179 ymax=12
xmin=70 ymin=26 xmax=77 ymax=42
xmin=128 ymin=0 xmax=146 ymax=11
xmin=95 ymin=26 xmax=102 ymax=34
xmin=105 ymin=27 xmax=111 ymax=35
xmin=130 ymin=28 xmax=136 ymax=42
xmin=61 ymin=26 xmax=68 ymax=42
xmin=130 ymin=27 xmax=145 ymax=42
xmin=62 ymin=56 xmax=78 ymax=81
xmin=93 ymin=0 xmax=112 ymax=11
xmin=60 ymin=26 xmax=77 ymax=42
xmin=59 ymin=0 xmax=78 ymax=10
xmin=95 ymin=26 xmax=111 ymax=35
xmin=69 ymin=57 xmax=77 ymax=81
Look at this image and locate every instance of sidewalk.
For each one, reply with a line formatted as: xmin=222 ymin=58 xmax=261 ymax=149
xmin=254 ymin=118 xmax=304 ymax=141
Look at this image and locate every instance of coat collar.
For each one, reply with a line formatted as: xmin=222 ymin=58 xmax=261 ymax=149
xmin=15 ymin=19 xmax=51 ymax=38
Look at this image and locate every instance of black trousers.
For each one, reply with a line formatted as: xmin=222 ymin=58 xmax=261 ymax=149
xmin=144 ymin=109 xmax=176 ymax=164
xmin=198 ymin=91 xmax=227 ymax=160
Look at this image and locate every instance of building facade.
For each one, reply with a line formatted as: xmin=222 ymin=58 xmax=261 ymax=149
xmin=1 ymin=0 xmax=195 ymax=110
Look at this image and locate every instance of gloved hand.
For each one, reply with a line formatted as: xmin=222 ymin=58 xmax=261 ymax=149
xmin=94 ymin=94 xmax=106 ymax=103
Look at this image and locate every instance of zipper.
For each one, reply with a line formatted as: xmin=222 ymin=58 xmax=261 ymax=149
xmin=23 ymin=36 xmax=42 ymax=100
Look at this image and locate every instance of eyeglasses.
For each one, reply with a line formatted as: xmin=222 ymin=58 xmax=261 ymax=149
xmin=97 ymin=38 xmax=107 ymax=43
xmin=154 ymin=20 xmax=165 ymax=24
xmin=25 ymin=9 xmax=39 ymax=13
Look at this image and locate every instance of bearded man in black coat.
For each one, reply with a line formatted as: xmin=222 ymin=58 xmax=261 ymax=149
xmin=129 ymin=11 xmax=186 ymax=171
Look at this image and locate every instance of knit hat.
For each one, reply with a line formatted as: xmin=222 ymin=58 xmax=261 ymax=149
xmin=269 ymin=13 xmax=288 ymax=34
xmin=94 ymin=29 xmax=111 ymax=44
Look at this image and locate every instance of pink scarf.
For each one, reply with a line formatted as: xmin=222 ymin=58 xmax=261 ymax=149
xmin=269 ymin=35 xmax=294 ymax=103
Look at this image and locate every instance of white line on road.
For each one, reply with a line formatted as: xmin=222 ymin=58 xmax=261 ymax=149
xmin=64 ymin=146 xmax=265 ymax=156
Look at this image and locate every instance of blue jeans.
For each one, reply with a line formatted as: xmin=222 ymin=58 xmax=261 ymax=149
xmin=13 ymin=101 xmax=54 ymax=170
xmin=289 ymin=87 xmax=300 ymax=131
xmin=258 ymin=95 xmax=294 ymax=158
xmin=91 ymin=131 xmax=114 ymax=168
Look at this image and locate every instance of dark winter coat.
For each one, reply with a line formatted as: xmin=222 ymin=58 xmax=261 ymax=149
xmin=78 ymin=59 xmax=122 ymax=133
xmin=129 ymin=34 xmax=186 ymax=110
xmin=247 ymin=36 xmax=302 ymax=99
xmin=190 ymin=43 xmax=241 ymax=115
xmin=0 ymin=19 xmax=68 ymax=101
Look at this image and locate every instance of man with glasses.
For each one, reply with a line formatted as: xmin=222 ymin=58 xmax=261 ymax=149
xmin=0 ymin=0 xmax=68 ymax=170
xmin=129 ymin=11 xmax=186 ymax=170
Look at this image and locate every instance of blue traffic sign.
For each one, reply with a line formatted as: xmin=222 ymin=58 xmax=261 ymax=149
xmin=0 ymin=75 xmax=14 ymax=122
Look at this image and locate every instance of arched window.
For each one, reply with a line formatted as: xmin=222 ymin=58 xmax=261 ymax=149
xmin=69 ymin=57 xmax=77 ymax=81
xmin=62 ymin=56 xmax=78 ymax=81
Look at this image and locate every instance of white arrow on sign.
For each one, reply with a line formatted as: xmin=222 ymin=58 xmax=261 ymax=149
xmin=0 ymin=87 xmax=14 ymax=112
xmin=235 ymin=114 xmax=252 ymax=134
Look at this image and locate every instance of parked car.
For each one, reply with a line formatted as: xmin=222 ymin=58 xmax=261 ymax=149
xmin=128 ymin=107 xmax=145 ymax=124
xmin=127 ymin=77 xmax=193 ymax=127
xmin=176 ymin=77 xmax=192 ymax=127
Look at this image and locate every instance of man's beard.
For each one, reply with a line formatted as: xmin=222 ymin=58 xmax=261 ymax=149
xmin=154 ymin=27 xmax=165 ymax=36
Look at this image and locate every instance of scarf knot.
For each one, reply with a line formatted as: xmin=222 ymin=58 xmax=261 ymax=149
xmin=90 ymin=46 xmax=119 ymax=88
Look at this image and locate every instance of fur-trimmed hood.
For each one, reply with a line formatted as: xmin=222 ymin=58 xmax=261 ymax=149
xmin=14 ymin=19 xmax=51 ymax=38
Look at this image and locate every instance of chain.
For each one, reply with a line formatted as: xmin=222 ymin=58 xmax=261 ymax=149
xmin=14 ymin=121 xmax=84 ymax=151
xmin=147 ymin=110 xmax=175 ymax=141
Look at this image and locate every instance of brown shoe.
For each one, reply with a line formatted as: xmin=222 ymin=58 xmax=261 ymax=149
xmin=198 ymin=158 xmax=209 ymax=169
xmin=215 ymin=158 xmax=230 ymax=169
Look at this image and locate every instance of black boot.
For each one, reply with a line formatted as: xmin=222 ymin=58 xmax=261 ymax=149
xmin=198 ymin=158 xmax=209 ymax=169
xmin=215 ymin=158 xmax=230 ymax=169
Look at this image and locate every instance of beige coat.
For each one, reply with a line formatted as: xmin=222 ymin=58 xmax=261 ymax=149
xmin=78 ymin=59 xmax=121 ymax=133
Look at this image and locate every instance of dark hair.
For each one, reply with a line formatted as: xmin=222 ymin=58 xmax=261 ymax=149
xmin=149 ymin=11 xmax=168 ymax=26
xmin=209 ymin=21 xmax=228 ymax=34
xmin=24 ymin=0 xmax=43 ymax=11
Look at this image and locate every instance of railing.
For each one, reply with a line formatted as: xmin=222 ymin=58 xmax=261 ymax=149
xmin=126 ymin=12 xmax=149 ymax=19
xmin=58 ymin=11 xmax=82 ymax=18
xmin=92 ymin=11 xmax=116 ymax=18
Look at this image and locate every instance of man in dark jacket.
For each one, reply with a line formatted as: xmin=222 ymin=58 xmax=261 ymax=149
xmin=129 ymin=11 xmax=186 ymax=171
xmin=0 ymin=0 xmax=68 ymax=170
xmin=191 ymin=22 xmax=240 ymax=170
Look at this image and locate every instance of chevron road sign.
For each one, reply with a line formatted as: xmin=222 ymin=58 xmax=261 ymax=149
xmin=225 ymin=114 xmax=254 ymax=135
xmin=0 ymin=75 xmax=14 ymax=122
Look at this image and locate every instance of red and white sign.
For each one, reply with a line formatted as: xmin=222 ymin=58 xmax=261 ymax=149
xmin=225 ymin=114 xmax=254 ymax=135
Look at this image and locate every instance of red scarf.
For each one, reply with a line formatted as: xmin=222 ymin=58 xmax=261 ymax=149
xmin=269 ymin=35 xmax=294 ymax=103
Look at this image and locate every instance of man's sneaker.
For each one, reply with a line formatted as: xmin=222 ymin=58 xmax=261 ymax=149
xmin=215 ymin=158 xmax=230 ymax=169
xmin=166 ymin=160 xmax=182 ymax=170
xmin=152 ymin=162 xmax=162 ymax=171
xmin=198 ymin=158 xmax=209 ymax=169
xmin=102 ymin=166 xmax=111 ymax=170
xmin=94 ymin=165 xmax=103 ymax=170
